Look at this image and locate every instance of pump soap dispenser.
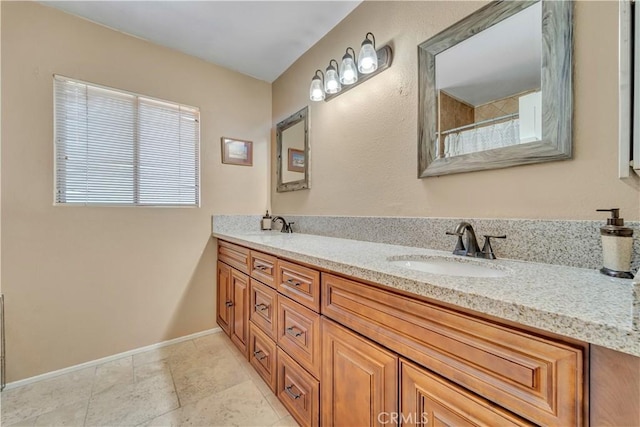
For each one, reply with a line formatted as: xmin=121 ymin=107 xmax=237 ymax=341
xmin=261 ymin=210 xmax=272 ymax=231
xmin=596 ymin=208 xmax=634 ymax=279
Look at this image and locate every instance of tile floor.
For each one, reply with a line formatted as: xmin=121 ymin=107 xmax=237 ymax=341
xmin=1 ymin=332 xmax=299 ymax=427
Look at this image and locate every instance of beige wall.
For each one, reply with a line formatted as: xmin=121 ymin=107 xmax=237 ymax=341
xmin=2 ymin=2 xmax=271 ymax=381
xmin=272 ymin=1 xmax=640 ymax=220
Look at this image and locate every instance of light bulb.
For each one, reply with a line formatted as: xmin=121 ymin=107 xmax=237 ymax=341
xmin=340 ymin=51 xmax=358 ymax=85
xmin=325 ymin=63 xmax=341 ymax=94
xmin=358 ymin=33 xmax=378 ymax=74
xmin=309 ymin=75 xmax=325 ymax=101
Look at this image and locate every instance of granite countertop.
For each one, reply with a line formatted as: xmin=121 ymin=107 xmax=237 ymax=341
xmin=213 ymin=230 xmax=640 ymax=357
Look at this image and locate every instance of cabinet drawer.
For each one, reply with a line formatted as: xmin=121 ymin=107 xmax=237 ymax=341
xmin=401 ymin=359 xmax=533 ymax=427
xmin=322 ymin=273 xmax=583 ymax=427
xmin=277 ymin=347 xmax=320 ymax=427
xmin=277 ymin=296 xmax=321 ymax=379
xmin=250 ymin=251 xmax=277 ymax=288
xmin=218 ymin=240 xmax=250 ymax=274
xmin=249 ymin=323 xmax=277 ymax=393
xmin=277 ymin=260 xmax=320 ymax=312
xmin=250 ymin=279 xmax=278 ymax=340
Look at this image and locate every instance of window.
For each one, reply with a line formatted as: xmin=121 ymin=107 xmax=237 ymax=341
xmin=54 ymin=75 xmax=200 ymax=206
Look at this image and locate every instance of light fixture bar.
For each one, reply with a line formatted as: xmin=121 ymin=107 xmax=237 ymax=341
xmin=324 ymin=45 xmax=392 ymax=102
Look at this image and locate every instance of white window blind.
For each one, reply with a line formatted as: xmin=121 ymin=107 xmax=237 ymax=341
xmin=54 ymin=75 xmax=200 ymax=206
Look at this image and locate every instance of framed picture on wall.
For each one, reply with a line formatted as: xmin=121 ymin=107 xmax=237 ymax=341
xmin=288 ymin=148 xmax=305 ymax=173
xmin=221 ymin=137 xmax=253 ymax=166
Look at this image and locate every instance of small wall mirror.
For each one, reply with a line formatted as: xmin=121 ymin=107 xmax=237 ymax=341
xmin=277 ymin=106 xmax=309 ymax=192
xmin=418 ymin=0 xmax=573 ymax=177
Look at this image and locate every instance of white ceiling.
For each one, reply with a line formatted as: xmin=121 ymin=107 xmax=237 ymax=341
xmin=435 ymin=2 xmax=542 ymax=107
xmin=40 ymin=1 xmax=362 ymax=83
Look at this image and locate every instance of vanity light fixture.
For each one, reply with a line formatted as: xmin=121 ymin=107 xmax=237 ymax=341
xmin=309 ymin=69 xmax=325 ymax=102
xmin=308 ymin=32 xmax=393 ymax=102
xmin=357 ymin=32 xmax=378 ymax=74
xmin=324 ymin=60 xmax=341 ymax=94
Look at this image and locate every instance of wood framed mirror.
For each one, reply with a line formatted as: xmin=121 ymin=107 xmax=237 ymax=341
xmin=277 ymin=106 xmax=309 ymax=192
xmin=418 ymin=0 xmax=573 ymax=177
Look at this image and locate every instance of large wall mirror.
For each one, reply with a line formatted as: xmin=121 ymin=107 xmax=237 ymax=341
xmin=418 ymin=0 xmax=573 ymax=177
xmin=277 ymin=106 xmax=309 ymax=192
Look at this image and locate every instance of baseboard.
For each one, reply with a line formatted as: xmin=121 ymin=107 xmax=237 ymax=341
xmin=4 ymin=327 xmax=222 ymax=391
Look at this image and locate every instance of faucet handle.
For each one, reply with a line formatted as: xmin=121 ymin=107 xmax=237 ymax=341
xmin=446 ymin=231 xmax=465 ymax=254
xmin=481 ymin=235 xmax=506 ymax=259
xmin=287 ymin=222 xmax=295 ymax=233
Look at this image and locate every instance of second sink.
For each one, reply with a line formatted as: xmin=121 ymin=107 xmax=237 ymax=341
xmin=388 ymin=256 xmax=511 ymax=278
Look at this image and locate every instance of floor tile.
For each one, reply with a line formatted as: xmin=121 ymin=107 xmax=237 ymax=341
xmin=224 ymin=340 xmax=249 ymax=362
xmin=241 ymin=363 xmax=273 ymax=397
xmin=85 ymin=372 xmax=178 ymax=426
xmin=270 ymin=415 xmax=300 ymax=427
xmin=134 ymin=360 xmax=172 ymax=384
xmin=265 ymin=393 xmax=289 ymax=420
xmin=192 ymin=332 xmax=232 ymax=352
xmin=144 ymin=380 xmax=280 ymax=427
xmin=132 ymin=340 xmax=197 ymax=367
xmin=92 ymin=356 xmax=133 ymax=395
xmin=170 ymin=348 xmax=249 ymax=405
xmin=3 ymin=333 xmax=298 ymax=427
xmin=6 ymin=416 xmax=36 ymax=427
xmin=32 ymin=400 xmax=89 ymax=426
xmin=1 ymin=367 xmax=95 ymax=426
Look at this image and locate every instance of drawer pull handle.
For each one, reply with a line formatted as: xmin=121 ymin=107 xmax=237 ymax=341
xmin=253 ymin=350 xmax=267 ymax=361
xmin=286 ymin=326 xmax=304 ymax=338
xmin=225 ymin=301 xmax=234 ymax=307
xmin=285 ymin=385 xmax=301 ymax=400
xmin=254 ymin=303 xmax=268 ymax=311
xmin=255 ymin=265 xmax=268 ymax=271
xmin=286 ymin=279 xmax=301 ymax=287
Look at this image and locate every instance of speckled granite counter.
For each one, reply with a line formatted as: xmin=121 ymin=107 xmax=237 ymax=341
xmin=212 ymin=230 xmax=640 ymax=357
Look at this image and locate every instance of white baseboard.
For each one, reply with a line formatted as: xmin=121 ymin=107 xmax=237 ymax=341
xmin=4 ymin=327 xmax=222 ymax=391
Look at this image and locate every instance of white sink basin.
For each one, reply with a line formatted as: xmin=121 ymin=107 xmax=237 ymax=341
xmin=388 ymin=256 xmax=511 ymax=278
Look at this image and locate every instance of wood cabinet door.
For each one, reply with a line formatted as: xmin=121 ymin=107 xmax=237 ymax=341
xmin=216 ymin=261 xmax=232 ymax=336
xmin=230 ymin=269 xmax=249 ymax=359
xmin=400 ymin=359 xmax=533 ymax=427
xmin=321 ymin=318 xmax=398 ymax=427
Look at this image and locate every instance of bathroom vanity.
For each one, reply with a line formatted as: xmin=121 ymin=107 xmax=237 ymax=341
xmin=214 ymin=231 xmax=639 ymax=427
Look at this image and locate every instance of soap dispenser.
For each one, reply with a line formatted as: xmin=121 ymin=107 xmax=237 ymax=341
xmin=596 ymin=208 xmax=634 ymax=279
xmin=261 ymin=210 xmax=272 ymax=230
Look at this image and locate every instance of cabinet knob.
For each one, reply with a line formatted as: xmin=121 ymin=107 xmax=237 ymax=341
xmin=225 ymin=301 xmax=233 ymax=307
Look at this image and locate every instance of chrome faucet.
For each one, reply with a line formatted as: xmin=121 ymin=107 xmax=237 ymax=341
xmin=446 ymin=222 xmax=506 ymax=259
xmin=272 ymin=216 xmax=294 ymax=233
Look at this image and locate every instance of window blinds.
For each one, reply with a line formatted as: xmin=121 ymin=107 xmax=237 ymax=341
xmin=54 ymin=75 xmax=200 ymax=206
